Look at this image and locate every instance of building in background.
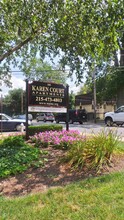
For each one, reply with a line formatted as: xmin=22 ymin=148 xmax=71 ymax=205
xmin=75 ymin=93 xmax=116 ymax=120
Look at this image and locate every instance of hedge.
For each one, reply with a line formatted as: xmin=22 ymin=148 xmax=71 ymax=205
xmin=28 ymin=124 xmax=63 ymax=136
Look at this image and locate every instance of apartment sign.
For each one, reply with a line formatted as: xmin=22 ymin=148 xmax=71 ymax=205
xmin=28 ymin=81 xmax=67 ymax=112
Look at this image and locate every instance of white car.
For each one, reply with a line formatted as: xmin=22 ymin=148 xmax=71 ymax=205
xmin=105 ymin=106 xmax=124 ymax=126
xmin=0 ymin=113 xmax=32 ymax=131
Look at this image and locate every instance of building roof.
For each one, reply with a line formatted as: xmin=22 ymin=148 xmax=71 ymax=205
xmin=75 ymin=93 xmax=93 ymax=105
xmin=75 ymin=93 xmax=116 ymax=106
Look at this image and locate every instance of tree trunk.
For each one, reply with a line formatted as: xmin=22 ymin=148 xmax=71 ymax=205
xmin=117 ymin=88 xmax=124 ymax=107
xmin=120 ymin=34 xmax=124 ymax=66
xmin=117 ymin=33 xmax=124 ymax=107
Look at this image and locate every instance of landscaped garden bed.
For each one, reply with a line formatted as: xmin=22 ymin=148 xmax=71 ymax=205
xmin=0 ymin=129 xmax=124 ymax=198
xmin=0 ymin=129 xmax=124 ymax=219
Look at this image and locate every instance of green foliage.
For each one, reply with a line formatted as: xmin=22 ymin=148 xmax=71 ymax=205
xmin=69 ymin=91 xmax=75 ymax=109
xmin=63 ymin=140 xmax=86 ymax=168
xmin=77 ymin=84 xmax=92 ymax=95
xmin=1 ymin=0 xmax=124 ymax=85
xmin=21 ymin=58 xmax=67 ymax=84
xmin=30 ymin=129 xmax=119 ymax=172
xmin=63 ymin=130 xmax=119 ymax=171
xmin=114 ymin=141 xmax=124 ymax=153
xmin=80 ymin=68 xmax=124 ymax=104
xmin=95 ymin=69 xmax=124 ymax=103
xmin=3 ymin=88 xmax=25 ymax=115
xmin=0 ymin=136 xmax=45 ymax=178
xmin=28 ymin=124 xmax=63 ymax=136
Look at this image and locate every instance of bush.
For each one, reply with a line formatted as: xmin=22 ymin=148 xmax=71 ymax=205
xmin=0 ymin=136 xmax=47 ymax=178
xmin=62 ymin=130 xmax=119 ymax=171
xmin=28 ymin=124 xmax=63 ymax=136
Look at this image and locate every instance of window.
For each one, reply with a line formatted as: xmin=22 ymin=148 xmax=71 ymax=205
xmin=0 ymin=115 xmax=7 ymax=120
xmin=116 ymin=107 xmax=124 ymax=113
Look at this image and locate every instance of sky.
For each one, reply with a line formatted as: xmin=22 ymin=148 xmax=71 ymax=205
xmin=1 ymin=55 xmax=83 ymax=96
xmin=1 ymin=71 xmax=82 ymax=96
xmin=1 ymin=74 xmax=25 ymax=96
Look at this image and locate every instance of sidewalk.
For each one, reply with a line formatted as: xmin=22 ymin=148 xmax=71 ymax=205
xmin=0 ymin=131 xmax=24 ymax=138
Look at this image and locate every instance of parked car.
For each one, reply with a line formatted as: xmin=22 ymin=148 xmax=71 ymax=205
xmin=55 ymin=113 xmax=66 ymax=123
xmin=55 ymin=109 xmax=87 ymax=124
xmin=36 ymin=112 xmax=55 ymax=122
xmin=104 ymin=105 xmax=124 ymax=126
xmin=13 ymin=114 xmax=33 ymax=121
xmin=0 ymin=113 xmax=31 ymax=131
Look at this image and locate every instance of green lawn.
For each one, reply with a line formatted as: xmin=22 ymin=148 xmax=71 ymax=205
xmin=0 ymin=171 xmax=124 ymax=220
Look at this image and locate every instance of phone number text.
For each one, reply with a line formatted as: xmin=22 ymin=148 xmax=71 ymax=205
xmin=36 ymin=96 xmax=63 ymax=103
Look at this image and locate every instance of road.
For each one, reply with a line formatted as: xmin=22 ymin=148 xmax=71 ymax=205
xmin=33 ymin=120 xmax=124 ymax=140
xmin=1 ymin=121 xmax=124 ymax=141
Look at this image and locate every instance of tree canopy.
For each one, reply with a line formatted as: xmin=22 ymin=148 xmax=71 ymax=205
xmin=0 ymin=0 xmax=124 ymax=84
xmin=3 ymin=88 xmax=25 ymax=115
xmin=21 ymin=58 xmax=67 ymax=84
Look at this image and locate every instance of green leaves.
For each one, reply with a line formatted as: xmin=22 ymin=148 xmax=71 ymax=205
xmin=3 ymin=88 xmax=25 ymax=115
xmin=1 ymin=0 xmax=124 ymax=84
xmin=21 ymin=58 xmax=67 ymax=84
xmin=63 ymin=130 xmax=119 ymax=171
xmin=0 ymin=135 xmax=46 ymax=178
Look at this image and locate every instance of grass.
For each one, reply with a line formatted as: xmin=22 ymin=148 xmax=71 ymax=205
xmin=0 ymin=171 xmax=124 ymax=220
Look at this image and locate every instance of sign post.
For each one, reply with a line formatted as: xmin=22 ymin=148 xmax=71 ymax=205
xmin=25 ymin=79 xmax=29 ymax=140
xmin=66 ymin=84 xmax=69 ymax=131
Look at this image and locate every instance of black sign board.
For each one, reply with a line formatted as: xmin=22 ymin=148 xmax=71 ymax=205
xmin=28 ymin=81 xmax=67 ymax=111
xmin=25 ymin=80 xmax=69 ymax=139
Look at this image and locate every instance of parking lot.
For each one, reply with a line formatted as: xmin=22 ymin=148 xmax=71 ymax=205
xmin=1 ymin=120 xmax=124 ymax=141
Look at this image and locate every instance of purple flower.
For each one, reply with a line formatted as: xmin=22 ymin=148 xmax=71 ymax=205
xmin=30 ymin=130 xmax=86 ymax=149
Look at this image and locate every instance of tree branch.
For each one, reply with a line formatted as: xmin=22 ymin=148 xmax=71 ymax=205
xmin=0 ymin=36 xmax=33 ymax=62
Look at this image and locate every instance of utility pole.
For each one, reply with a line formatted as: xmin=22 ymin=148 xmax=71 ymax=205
xmin=66 ymin=84 xmax=69 ymax=131
xmin=0 ymin=93 xmax=3 ymax=133
xmin=25 ymin=79 xmax=29 ymax=140
xmin=21 ymin=90 xmax=23 ymax=114
xmin=92 ymin=69 xmax=97 ymax=123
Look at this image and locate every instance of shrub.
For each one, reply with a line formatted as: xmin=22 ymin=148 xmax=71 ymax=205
xmin=28 ymin=124 xmax=63 ymax=136
xmin=62 ymin=140 xmax=86 ymax=168
xmin=62 ymin=130 xmax=119 ymax=171
xmin=0 ymin=136 xmax=47 ymax=178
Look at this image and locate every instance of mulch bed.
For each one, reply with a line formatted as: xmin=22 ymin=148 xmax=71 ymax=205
xmin=0 ymin=147 xmax=124 ymax=197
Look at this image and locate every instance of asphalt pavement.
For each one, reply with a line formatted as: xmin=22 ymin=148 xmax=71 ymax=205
xmin=0 ymin=120 xmax=124 ymax=141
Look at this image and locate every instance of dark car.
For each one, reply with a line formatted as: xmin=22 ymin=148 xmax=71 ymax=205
xmin=36 ymin=112 xmax=55 ymax=122
xmin=55 ymin=113 xmax=66 ymax=123
xmin=55 ymin=109 xmax=87 ymax=124
xmin=0 ymin=113 xmax=31 ymax=131
xmin=13 ymin=114 xmax=33 ymax=121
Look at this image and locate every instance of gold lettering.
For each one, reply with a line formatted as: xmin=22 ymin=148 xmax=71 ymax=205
xmin=32 ymin=85 xmax=49 ymax=92
xmin=32 ymin=85 xmax=64 ymax=95
xmin=32 ymin=85 xmax=36 ymax=91
xmin=50 ymin=87 xmax=64 ymax=93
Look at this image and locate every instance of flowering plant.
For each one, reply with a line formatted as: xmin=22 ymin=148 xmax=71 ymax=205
xmin=30 ymin=130 xmax=86 ymax=149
